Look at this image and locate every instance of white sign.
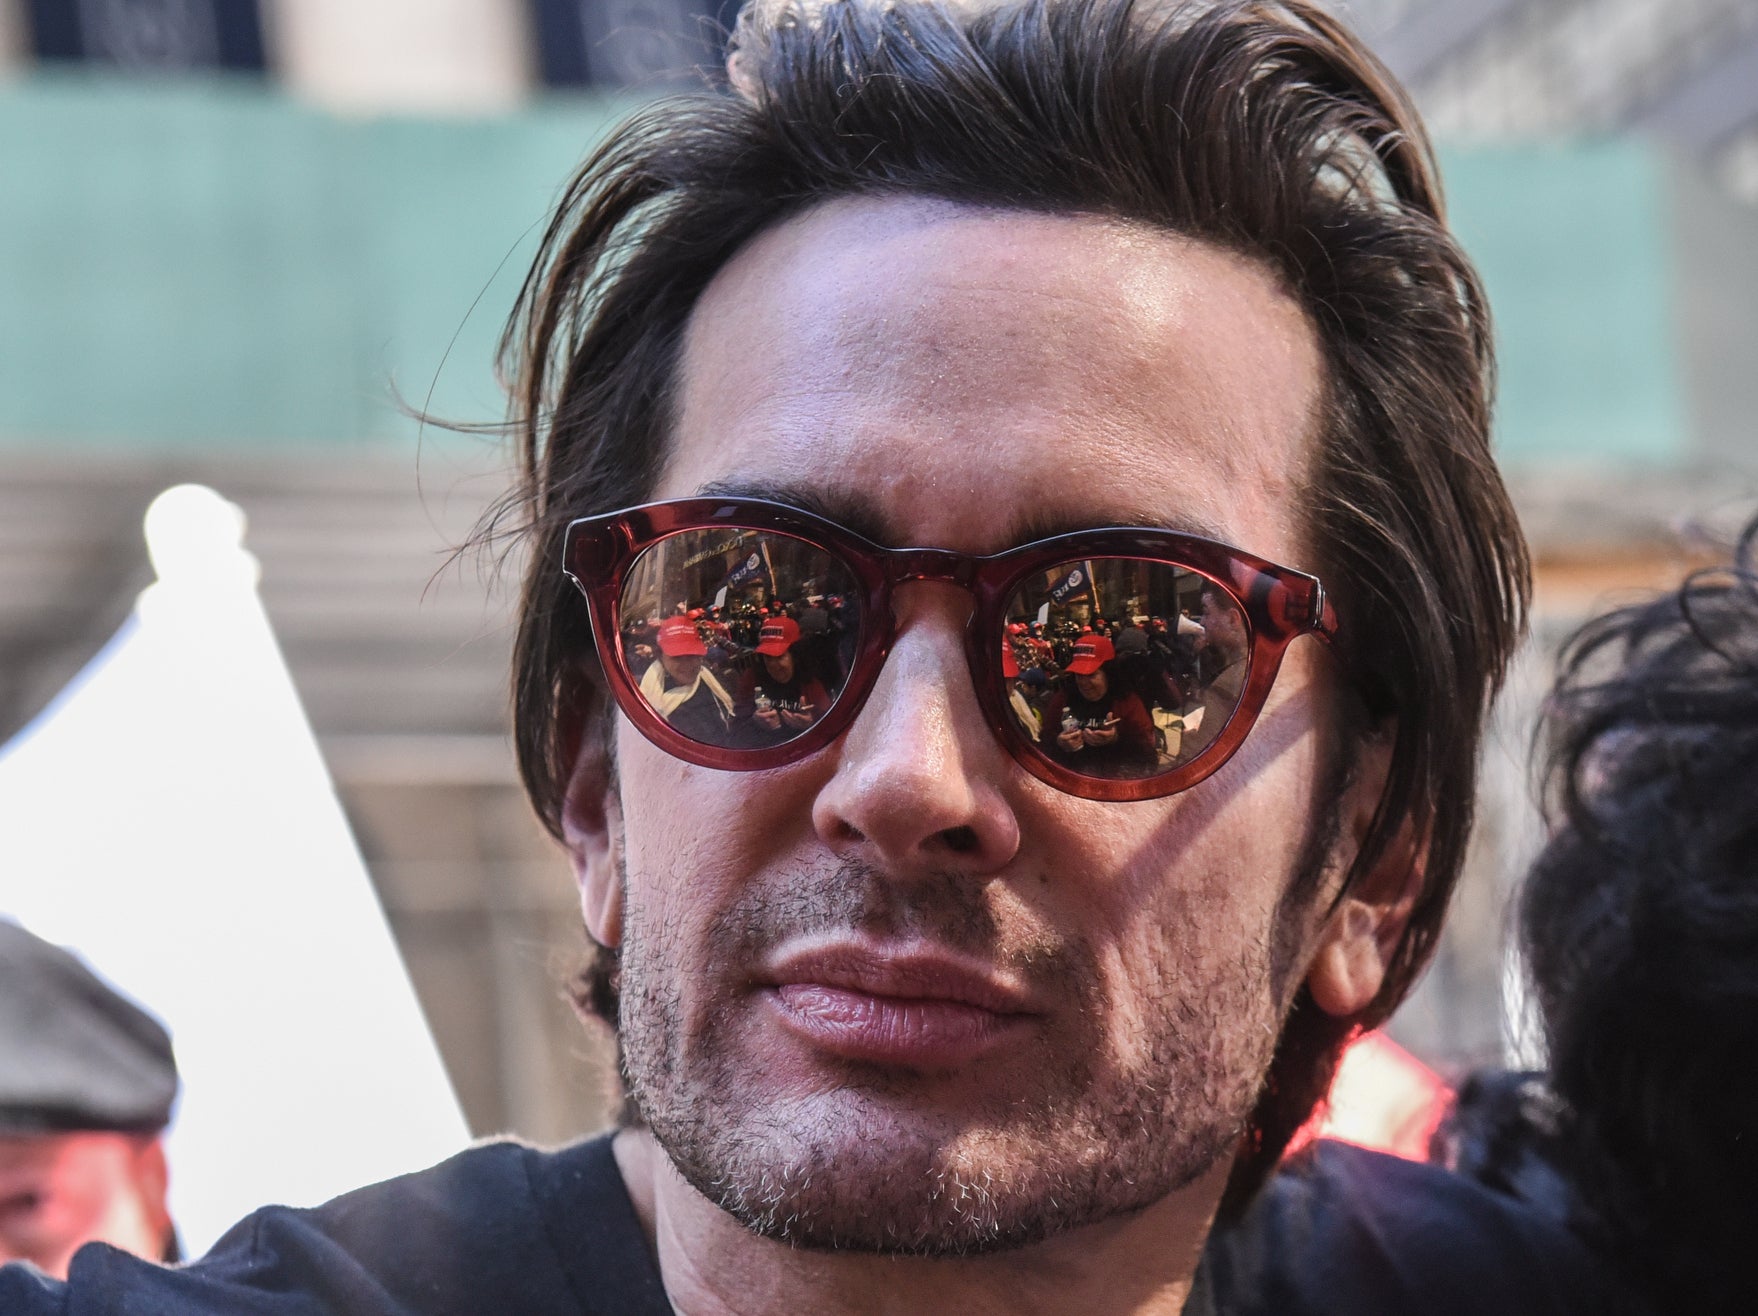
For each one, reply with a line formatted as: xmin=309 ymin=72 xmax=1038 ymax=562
xmin=0 ymin=486 xmax=468 ymax=1256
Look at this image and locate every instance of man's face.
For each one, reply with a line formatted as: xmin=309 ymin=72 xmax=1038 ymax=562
xmin=1074 ymin=669 xmax=1108 ymax=702
xmin=577 ymin=198 xmax=1352 ymax=1253
xmin=762 ymin=650 xmax=795 ymax=683
xmin=660 ymin=651 xmax=703 ymax=685
xmin=1203 ymin=592 xmax=1245 ymax=645
xmin=0 ymin=1132 xmax=168 ymax=1278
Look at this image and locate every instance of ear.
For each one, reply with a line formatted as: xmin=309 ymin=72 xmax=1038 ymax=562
xmin=561 ymin=724 xmax=625 ymax=949
xmin=130 ymin=1135 xmax=173 ymax=1247
xmin=1305 ymin=734 xmax=1426 ymax=1018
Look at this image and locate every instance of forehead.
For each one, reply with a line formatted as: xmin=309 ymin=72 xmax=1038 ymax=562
xmin=664 ymin=197 xmax=1323 ymax=565
xmin=0 ymin=1131 xmax=118 ymax=1173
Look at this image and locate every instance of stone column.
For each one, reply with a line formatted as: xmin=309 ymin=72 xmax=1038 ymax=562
xmin=263 ymin=0 xmax=532 ymax=114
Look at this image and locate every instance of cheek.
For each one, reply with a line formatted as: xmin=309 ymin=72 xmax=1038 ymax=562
xmin=614 ymin=727 xmax=827 ymax=932
xmin=24 ymin=1162 xmax=113 ymax=1262
xmin=1040 ymin=710 xmax=1329 ymax=1025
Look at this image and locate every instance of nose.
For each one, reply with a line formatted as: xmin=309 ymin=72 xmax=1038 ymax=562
xmin=812 ymin=587 xmax=1021 ymax=871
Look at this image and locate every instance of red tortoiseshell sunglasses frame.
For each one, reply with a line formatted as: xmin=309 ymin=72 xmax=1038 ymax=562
xmin=562 ymin=498 xmax=1338 ymax=803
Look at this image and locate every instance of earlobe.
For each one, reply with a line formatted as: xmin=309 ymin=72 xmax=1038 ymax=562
xmin=135 ymin=1135 xmax=169 ymax=1206
xmin=1306 ymin=729 xmax=1424 ymax=1018
xmin=561 ymin=731 xmax=625 ymax=949
xmin=1307 ymin=851 xmax=1423 ymax=1015
xmin=1307 ymin=888 xmax=1411 ymax=1017
xmin=132 ymin=1135 xmax=174 ymax=1253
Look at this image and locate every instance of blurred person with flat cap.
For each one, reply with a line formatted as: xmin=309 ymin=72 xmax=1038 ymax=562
xmin=0 ymin=920 xmax=178 ymax=1278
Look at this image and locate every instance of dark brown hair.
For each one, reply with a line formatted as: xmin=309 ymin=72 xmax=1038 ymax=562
xmin=491 ymin=0 xmax=1529 ymax=1208
xmin=1516 ymin=514 xmax=1758 ymax=1309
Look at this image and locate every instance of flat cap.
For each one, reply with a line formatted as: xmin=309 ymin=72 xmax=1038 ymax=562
xmin=0 ymin=920 xmax=178 ymax=1134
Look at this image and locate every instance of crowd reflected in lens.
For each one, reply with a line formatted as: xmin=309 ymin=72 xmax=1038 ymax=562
xmin=618 ymin=534 xmax=1251 ymax=779
xmin=1002 ymin=558 xmax=1250 ymax=780
xmin=618 ymin=530 xmax=861 ymax=750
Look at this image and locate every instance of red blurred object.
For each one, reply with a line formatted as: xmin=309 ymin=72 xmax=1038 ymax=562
xmin=1285 ymin=1030 xmax=1453 ymax=1163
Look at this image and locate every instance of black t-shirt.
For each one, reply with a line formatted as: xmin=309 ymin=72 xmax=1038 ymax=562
xmin=0 ymin=1137 xmax=1644 ymax=1314
xmin=0 ymin=1136 xmax=669 ymax=1316
xmin=741 ymin=669 xmax=829 ymax=745
xmin=1044 ymin=685 xmax=1158 ymax=767
xmin=750 ymin=670 xmax=820 ymax=718
xmin=1212 ymin=1141 xmax=1650 ymax=1316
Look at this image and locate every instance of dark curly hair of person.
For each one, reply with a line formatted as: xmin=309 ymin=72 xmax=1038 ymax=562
xmin=1521 ymin=510 xmax=1758 ymax=1313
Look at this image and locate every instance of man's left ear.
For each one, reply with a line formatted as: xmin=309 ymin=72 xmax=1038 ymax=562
xmin=131 ymin=1135 xmax=174 ymax=1248
xmin=1306 ymin=734 xmax=1427 ymax=1018
xmin=561 ymin=719 xmax=625 ymax=950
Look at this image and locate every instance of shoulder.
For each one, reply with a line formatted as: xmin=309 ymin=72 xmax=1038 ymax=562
xmin=1205 ymin=1141 xmax=1653 ymax=1316
xmin=0 ymin=1134 xmax=662 ymax=1316
xmin=237 ymin=1136 xmax=548 ymax=1282
xmin=0 ymin=1258 xmax=66 ymax=1316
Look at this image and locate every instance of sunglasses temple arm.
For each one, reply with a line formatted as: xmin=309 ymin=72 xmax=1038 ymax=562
xmin=1311 ymin=583 xmax=1339 ymax=646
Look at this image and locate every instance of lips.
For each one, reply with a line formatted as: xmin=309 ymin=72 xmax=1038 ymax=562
xmin=759 ymin=943 xmax=1039 ymax=1068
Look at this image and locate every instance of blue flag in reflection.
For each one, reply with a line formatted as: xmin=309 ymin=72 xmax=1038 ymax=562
xmin=727 ymin=549 xmax=771 ymax=591
xmin=1049 ymin=563 xmax=1091 ymax=605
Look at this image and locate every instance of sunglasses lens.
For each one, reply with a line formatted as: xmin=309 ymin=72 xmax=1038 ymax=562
xmin=617 ymin=528 xmax=861 ymax=749
xmin=1002 ymin=558 xmax=1250 ymax=780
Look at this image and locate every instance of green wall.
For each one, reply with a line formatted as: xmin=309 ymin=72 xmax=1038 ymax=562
xmin=0 ymin=75 xmax=1689 ymax=465
xmin=1443 ymin=142 xmax=1684 ymax=465
xmin=0 ymin=74 xmax=632 ymax=447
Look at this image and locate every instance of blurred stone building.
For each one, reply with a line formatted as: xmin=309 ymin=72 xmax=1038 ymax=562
xmin=0 ymin=0 xmax=1755 ymax=1143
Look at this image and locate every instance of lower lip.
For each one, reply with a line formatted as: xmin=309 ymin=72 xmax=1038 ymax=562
xmin=766 ymin=983 xmax=1031 ymax=1067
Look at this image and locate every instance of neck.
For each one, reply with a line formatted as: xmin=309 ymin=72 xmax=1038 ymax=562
xmin=613 ymin=1129 xmax=1224 ymax=1316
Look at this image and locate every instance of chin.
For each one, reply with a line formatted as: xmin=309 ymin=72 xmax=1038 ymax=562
xmin=614 ymin=856 xmax=1286 ymax=1256
xmin=638 ymin=1076 xmax=1239 ymax=1257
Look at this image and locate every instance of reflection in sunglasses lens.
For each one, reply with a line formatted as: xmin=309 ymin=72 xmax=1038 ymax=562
xmin=618 ymin=530 xmax=861 ymax=749
xmin=1001 ymin=559 xmax=1249 ymax=780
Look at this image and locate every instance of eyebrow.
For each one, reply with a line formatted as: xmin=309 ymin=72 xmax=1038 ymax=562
xmin=692 ymin=478 xmax=1232 ymax=550
xmin=1007 ymin=506 xmax=1231 ymax=546
xmin=694 ymin=479 xmax=894 ymax=545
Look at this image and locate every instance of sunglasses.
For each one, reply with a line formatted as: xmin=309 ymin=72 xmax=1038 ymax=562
xmin=562 ymin=499 xmax=1337 ymax=802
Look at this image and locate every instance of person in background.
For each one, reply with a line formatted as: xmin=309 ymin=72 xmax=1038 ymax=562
xmin=743 ymin=615 xmax=828 ymax=742
xmin=1432 ymin=512 xmax=1758 ymax=1316
xmin=1195 ymin=588 xmax=1248 ymax=684
xmin=1003 ymin=634 xmax=1042 ymax=741
xmin=639 ymin=615 xmax=735 ymax=743
xmin=0 ymin=921 xmax=178 ymax=1278
xmin=1043 ymin=632 xmax=1158 ymax=770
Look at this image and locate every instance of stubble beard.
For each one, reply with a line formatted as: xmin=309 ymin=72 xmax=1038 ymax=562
xmin=615 ymin=852 xmax=1308 ymax=1257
